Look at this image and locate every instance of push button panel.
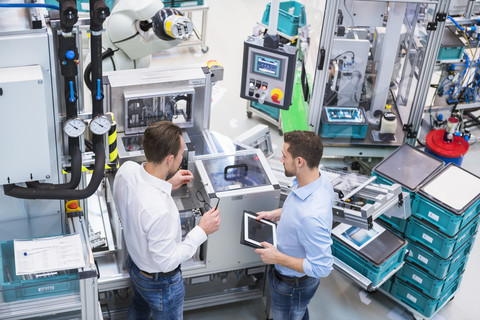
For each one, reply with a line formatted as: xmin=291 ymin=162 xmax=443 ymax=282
xmin=244 ymin=77 xmax=284 ymax=105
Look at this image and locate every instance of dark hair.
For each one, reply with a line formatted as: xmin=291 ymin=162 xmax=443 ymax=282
xmin=284 ymin=130 xmax=323 ymax=169
xmin=142 ymin=121 xmax=182 ymax=164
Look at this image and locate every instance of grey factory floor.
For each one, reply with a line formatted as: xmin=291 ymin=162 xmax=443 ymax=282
xmin=148 ymin=1 xmax=480 ymax=319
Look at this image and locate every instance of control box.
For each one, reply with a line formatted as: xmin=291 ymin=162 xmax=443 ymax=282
xmin=240 ymin=36 xmax=297 ymax=110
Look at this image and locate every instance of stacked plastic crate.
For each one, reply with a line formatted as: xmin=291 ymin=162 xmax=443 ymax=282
xmin=373 ymin=144 xmax=480 ymax=318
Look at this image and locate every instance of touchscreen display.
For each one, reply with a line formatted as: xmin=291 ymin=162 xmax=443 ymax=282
xmin=242 ymin=211 xmax=277 ymax=248
xmin=247 ymin=215 xmax=274 ymax=244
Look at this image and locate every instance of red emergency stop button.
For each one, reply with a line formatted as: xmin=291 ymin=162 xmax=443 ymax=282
xmin=68 ymin=202 xmax=78 ymax=209
xmin=271 ymin=88 xmax=283 ymax=103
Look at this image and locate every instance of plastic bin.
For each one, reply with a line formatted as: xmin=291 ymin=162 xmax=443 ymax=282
xmin=262 ymin=1 xmax=307 ymax=37
xmin=0 ymin=241 xmax=79 ymax=302
xmin=405 ymin=235 xmax=475 ymax=279
xmin=395 ymin=260 xmax=466 ymax=299
xmin=320 ymin=107 xmax=368 ymax=139
xmin=389 ymin=276 xmax=461 ymax=318
xmin=332 ymin=227 xmax=408 ymax=287
xmin=405 ymin=215 xmax=479 ymax=259
xmin=412 ymin=163 xmax=480 ymax=237
xmin=438 ymin=27 xmax=465 ymax=61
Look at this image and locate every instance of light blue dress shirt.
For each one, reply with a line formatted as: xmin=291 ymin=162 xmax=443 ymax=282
xmin=275 ymin=173 xmax=334 ymax=278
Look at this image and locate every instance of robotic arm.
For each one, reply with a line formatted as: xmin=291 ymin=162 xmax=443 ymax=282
xmin=100 ymin=0 xmax=193 ymax=70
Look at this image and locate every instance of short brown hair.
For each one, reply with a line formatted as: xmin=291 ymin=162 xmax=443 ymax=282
xmin=142 ymin=121 xmax=182 ymax=164
xmin=284 ymin=130 xmax=323 ymax=169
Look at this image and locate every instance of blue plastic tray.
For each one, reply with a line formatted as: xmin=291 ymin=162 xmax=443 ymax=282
xmin=405 ymin=215 xmax=479 ymax=259
xmin=395 ymin=260 xmax=465 ymax=299
xmin=405 ymin=235 xmax=475 ymax=279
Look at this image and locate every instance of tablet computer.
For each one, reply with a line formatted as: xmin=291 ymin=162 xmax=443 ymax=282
xmin=240 ymin=210 xmax=277 ymax=249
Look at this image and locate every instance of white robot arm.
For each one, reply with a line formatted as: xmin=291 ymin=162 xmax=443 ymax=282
xmin=101 ymin=0 xmax=193 ymax=70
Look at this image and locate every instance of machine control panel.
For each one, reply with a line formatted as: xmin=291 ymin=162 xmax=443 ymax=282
xmin=240 ymin=36 xmax=297 ymax=110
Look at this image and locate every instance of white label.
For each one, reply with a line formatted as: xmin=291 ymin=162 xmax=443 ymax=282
xmin=428 ymin=211 xmax=440 ymax=222
xmin=422 ymin=233 xmax=433 ymax=243
xmin=189 ymin=79 xmax=206 ymax=86
xmin=417 ymin=254 xmax=429 ymax=265
xmin=407 ymin=293 xmax=417 ymax=303
xmin=38 ymin=286 xmax=55 ymax=292
xmin=412 ymin=274 xmax=423 ymax=284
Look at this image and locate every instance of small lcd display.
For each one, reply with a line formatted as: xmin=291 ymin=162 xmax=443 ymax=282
xmin=241 ymin=211 xmax=277 ymax=248
xmin=254 ymin=54 xmax=281 ymax=78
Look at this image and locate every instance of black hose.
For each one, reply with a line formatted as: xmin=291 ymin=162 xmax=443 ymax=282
xmin=4 ymin=143 xmax=105 ymax=200
xmin=84 ymin=48 xmax=115 ymax=91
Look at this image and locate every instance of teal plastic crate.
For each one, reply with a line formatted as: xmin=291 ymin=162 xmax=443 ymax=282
xmin=171 ymin=0 xmax=204 ymax=7
xmin=45 ymin=0 xmax=115 ymax=12
xmin=162 ymin=1 xmax=173 ymax=7
xmin=332 ymin=236 xmax=407 ymax=287
xmin=377 ymin=214 xmax=408 ymax=234
xmin=405 ymin=215 xmax=479 ymax=259
xmin=389 ymin=276 xmax=461 ymax=318
xmin=413 ymin=164 xmax=480 ymax=237
xmin=395 ymin=260 xmax=466 ymax=299
xmin=251 ymin=101 xmax=280 ymax=120
xmin=406 ymin=235 xmax=475 ymax=279
xmin=412 ymin=193 xmax=480 ymax=237
xmin=320 ymin=107 xmax=368 ymax=139
xmin=0 ymin=241 xmax=79 ymax=302
xmin=262 ymin=1 xmax=307 ymax=37
xmin=438 ymin=46 xmax=464 ymax=60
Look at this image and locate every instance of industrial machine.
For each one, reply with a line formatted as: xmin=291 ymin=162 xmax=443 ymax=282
xmin=308 ymin=0 xmax=452 ymax=159
xmin=0 ymin=0 xmax=280 ymax=319
xmin=240 ymin=0 xmax=298 ymax=110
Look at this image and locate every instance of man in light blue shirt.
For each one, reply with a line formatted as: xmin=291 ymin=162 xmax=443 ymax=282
xmin=255 ymin=130 xmax=334 ymax=320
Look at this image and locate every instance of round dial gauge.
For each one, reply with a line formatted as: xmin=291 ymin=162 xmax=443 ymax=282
xmin=64 ymin=118 xmax=86 ymax=138
xmin=90 ymin=115 xmax=112 ymax=135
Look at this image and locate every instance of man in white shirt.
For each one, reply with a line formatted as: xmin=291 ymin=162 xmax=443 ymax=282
xmin=113 ymin=121 xmax=220 ymax=320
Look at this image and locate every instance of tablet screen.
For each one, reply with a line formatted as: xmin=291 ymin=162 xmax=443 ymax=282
xmin=244 ymin=211 xmax=277 ymax=248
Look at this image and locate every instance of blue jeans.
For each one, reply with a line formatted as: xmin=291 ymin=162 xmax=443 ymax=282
xmin=126 ymin=255 xmax=184 ymax=320
xmin=268 ymin=268 xmax=320 ymax=320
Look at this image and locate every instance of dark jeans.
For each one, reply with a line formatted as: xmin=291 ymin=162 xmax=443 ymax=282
xmin=268 ymin=268 xmax=320 ymax=320
xmin=126 ymin=255 xmax=184 ymax=320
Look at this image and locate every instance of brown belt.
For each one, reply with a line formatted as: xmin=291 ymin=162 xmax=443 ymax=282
xmin=140 ymin=265 xmax=181 ymax=279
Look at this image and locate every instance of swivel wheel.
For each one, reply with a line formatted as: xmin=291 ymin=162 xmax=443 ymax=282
xmin=247 ymin=111 xmax=253 ymax=118
xmin=201 ymin=46 xmax=209 ymax=53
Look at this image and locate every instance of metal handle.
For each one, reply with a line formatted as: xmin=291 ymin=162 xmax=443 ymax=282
xmin=224 ymin=164 xmax=248 ymax=180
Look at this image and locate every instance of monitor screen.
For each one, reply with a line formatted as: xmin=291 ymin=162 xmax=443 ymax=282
xmin=242 ymin=211 xmax=277 ymax=248
xmin=254 ymin=54 xmax=281 ymax=78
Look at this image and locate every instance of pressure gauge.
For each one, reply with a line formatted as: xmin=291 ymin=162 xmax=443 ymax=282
xmin=89 ymin=115 xmax=112 ymax=135
xmin=64 ymin=117 xmax=86 ymax=138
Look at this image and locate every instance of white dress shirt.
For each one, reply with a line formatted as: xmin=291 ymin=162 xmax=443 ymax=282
xmin=113 ymin=161 xmax=207 ymax=273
